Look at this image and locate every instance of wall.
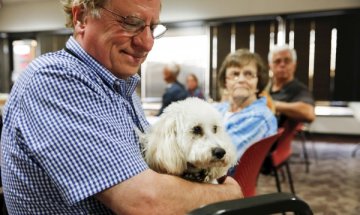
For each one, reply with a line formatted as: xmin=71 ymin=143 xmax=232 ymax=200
xmin=1 ymin=0 xmax=360 ymax=32
xmin=162 ymin=0 xmax=360 ymax=22
xmin=0 ymin=0 xmax=65 ymax=32
xmin=207 ymin=11 xmax=360 ymax=101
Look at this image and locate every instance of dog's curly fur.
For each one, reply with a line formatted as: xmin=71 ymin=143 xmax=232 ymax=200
xmin=140 ymin=97 xmax=237 ymax=183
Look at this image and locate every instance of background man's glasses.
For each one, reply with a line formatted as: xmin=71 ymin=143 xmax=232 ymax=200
xmin=100 ymin=6 xmax=167 ymax=39
xmin=226 ymin=71 xmax=257 ymax=81
xmin=273 ymin=57 xmax=293 ymax=65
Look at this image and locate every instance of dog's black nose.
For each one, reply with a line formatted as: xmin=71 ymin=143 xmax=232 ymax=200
xmin=212 ymin=147 xmax=226 ymax=159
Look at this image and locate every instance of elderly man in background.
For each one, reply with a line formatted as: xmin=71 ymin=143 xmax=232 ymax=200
xmin=157 ymin=62 xmax=188 ymax=115
xmin=260 ymin=44 xmax=316 ymax=175
xmin=267 ymin=44 xmax=316 ymax=126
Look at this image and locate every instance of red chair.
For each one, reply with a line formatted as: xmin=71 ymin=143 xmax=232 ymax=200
xmin=232 ymin=128 xmax=284 ymax=197
xmin=271 ymin=120 xmax=300 ymax=194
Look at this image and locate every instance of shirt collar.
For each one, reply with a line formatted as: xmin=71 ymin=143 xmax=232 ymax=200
xmin=65 ymin=36 xmax=140 ymax=97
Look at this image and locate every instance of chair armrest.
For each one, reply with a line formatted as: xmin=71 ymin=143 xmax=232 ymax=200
xmin=188 ymin=192 xmax=313 ymax=215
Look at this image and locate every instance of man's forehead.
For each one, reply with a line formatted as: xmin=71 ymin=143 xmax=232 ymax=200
xmin=274 ymin=50 xmax=292 ymax=58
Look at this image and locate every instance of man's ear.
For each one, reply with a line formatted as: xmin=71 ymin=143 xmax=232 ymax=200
xmin=72 ymin=6 xmax=85 ymax=29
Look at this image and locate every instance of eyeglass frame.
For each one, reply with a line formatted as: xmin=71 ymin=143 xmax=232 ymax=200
xmin=225 ymin=70 xmax=258 ymax=81
xmin=99 ymin=6 xmax=167 ymax=39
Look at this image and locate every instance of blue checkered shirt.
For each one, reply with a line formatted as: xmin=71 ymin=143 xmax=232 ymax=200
xmin=1 ymin=36 xmax=149 ymax=214
xmin=214 ymin=97 xmax=278 ymax=160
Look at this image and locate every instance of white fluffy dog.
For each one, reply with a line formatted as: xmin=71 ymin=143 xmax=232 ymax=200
xmin=140 ymin=97 xmax=237 ymax=184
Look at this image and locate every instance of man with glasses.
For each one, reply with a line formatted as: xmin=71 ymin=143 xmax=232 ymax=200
xmin=1 ymin=0 xmax=242 ymax=214
xmin=267 ymin=44 xmax=315 ymax=126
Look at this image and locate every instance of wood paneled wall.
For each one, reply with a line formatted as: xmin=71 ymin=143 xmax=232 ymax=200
xmin=209 ymin=10 xmax=360 ymax=102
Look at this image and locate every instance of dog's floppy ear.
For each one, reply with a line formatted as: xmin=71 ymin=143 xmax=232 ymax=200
xmin=144 ymin=115 xmax=187 ymax=175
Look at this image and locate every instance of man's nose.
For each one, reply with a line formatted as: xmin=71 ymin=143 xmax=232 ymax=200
xmin=133 ymin=26 xmax=154 ymax=52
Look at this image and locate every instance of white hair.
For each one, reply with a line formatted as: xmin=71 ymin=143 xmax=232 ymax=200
xmin=268 ymin=44 xmax=297 ymax=63
xmin=165 ymin=62 xmax=181 ymax=77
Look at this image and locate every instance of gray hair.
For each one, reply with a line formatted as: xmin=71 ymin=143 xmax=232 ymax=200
xmin=268 ymin=44 xmax=297 ymax=63
xmin=60 ymin=0 xmax=109 ymax=28
xmin=165 ymin=62 xmax=181 ymax=77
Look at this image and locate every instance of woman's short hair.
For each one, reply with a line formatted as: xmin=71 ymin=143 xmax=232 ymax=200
xmin=218 ymin=49 xmax=269 ymax=97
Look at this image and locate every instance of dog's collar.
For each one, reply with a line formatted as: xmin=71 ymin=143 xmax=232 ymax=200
xmin=182 ymin=163 xmax=209 ymax=183
xmin=182 ymin=169 xmax=208 ymax=183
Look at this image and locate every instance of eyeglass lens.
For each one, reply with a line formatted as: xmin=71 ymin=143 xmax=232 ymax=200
xmin=227 ymin=71 xmax=257 ymax=80
xmin=100 ymin=7 xmax=167 ymax=39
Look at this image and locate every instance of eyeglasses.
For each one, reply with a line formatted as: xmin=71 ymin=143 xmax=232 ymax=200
xmin=100 ymin=6 xmax=167 ymax=39
xmin=226 ymin=70 xmax=257 ymax=81
xmin=272 ymin=57 xmax=293 ymax=65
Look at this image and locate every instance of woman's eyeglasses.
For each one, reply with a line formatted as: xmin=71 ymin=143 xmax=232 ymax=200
xmin=100 ymin=6 xmax=167 ymax=39
xmin=226 ymin=70 xmax=257 ymax=81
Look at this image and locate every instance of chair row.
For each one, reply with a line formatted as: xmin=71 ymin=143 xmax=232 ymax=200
xmin=233 ymin=119 xmax=302 ymax=197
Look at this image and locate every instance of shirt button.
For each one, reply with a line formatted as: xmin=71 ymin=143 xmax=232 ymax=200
xmin=113 ymin=80 xmax=121 ymax=93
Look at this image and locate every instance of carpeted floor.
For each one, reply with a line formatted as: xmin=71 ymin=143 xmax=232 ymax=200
xmin=256 ymin=139 xmax=360 ymax=215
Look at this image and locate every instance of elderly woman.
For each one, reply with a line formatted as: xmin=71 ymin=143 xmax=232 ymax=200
xmin=214 ymin=49 xmax=278 ymax=160
xmin=186 ymin=73 xmax=205 ymax=99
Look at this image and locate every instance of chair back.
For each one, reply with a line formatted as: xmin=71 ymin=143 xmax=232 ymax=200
xmin=188 ymin=193 xmax=314 ymax=215
xmin=271 ymin=120 xmax=301 ymax=166
xmin=232 ymin=128 xmax=284 ymax=197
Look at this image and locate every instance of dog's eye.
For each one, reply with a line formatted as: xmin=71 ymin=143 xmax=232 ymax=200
xmin=213 ymin=125 xmax=218 ymax=133
xmin=192 ymin=126 xmax=203 ymax=136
